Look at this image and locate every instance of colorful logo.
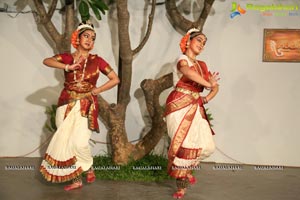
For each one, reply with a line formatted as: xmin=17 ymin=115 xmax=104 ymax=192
xmin=230 ymin=2 xmax=246 ymax=18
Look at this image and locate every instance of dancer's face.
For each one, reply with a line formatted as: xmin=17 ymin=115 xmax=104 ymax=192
xmin=189 ymin=34 xmax=206 ymax=55
xmin=79 ymin=30 xmax=96 ymax=50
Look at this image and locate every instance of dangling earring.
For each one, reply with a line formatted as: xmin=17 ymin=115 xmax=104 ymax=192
xmin=186 ymin=42 xmax=190 ymax=49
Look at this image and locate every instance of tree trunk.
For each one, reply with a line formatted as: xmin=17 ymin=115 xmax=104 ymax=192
xmin=106 ymin=0 xmax=164 ymax=165
xmin=166 ymin=0 xmax=215 ymax=32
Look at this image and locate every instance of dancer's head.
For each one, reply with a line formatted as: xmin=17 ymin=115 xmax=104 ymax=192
xmin=71 ymin=21 xmax=96 ymax=50
xmin=180 ymin=28 xmax=207 ymax=54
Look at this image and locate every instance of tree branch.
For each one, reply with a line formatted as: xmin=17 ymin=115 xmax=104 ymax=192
xmin=97 ymin=95 xmax=111 ymax=123
xmin=194 ymin=0 xmax=215 ymax=30
xmin=165 ymin=0 xmax=193 ymax=32
xmin=130 ymin=73 xmax=173 ymax=160
xmin=97 ymin=95 xmax=124 ymax=128
xmin=132 ymin=0 xmax=156 ymax=56
xmin=33 ymin=0 xmax=62 ymax=46
xmin=166 ymin=0 xmax=215 ymax=33
xmin=47 ymin=0 xmax=58 ymax=19
xmin=63 ymin=2 xmax=75 ymax=52
xmin=140 ymin=73 xmax=173 ymax=117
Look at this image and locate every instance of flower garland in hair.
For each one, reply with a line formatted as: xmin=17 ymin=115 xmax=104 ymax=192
xmin=71 ymin=30 xmax=79 ymax=49
xmin=187 ymin=28 xmax=200 ymax=34
xmin=180 ymin=33 xmax=190 ymax=53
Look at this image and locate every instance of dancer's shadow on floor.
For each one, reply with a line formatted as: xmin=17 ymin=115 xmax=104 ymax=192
xmin=25 ymin=69 xmax=64 ymax=157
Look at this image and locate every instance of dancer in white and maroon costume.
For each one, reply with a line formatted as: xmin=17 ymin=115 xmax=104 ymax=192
xmin=165 ymin=28 xmax=220 ymax=199
xmin=40 ymin=21 xmax=119 ymax=191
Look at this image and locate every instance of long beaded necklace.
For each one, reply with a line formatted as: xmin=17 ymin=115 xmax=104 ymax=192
xmin=73 ymin=56 xmax=88 ymax=87
xmin=186 ymin=55 xmax=203 ymax=77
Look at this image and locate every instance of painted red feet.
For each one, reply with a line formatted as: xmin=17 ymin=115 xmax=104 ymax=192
xmin=187 ymin=174 xmax=197 ymax=185
xmin=86 ymin=170 xmax=96 ymax=183
xmin=64 ymin=181 xmax=82 ymax=191
xmin=173 ymin=189 xmax=186 ymax=199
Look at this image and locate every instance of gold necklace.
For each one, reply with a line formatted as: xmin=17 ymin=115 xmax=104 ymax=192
xmin=186 ymin=55 xmax=196 ymax=63
xmin=186 ymin=55 xmax=203 ymax=77
xmin=73 ymin=56 xmax=88 ymax=87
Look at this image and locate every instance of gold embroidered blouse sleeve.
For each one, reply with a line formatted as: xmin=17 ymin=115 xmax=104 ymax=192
xmin=53 ymin=55 xmax=63 ymax=62
xmin=102 ymin=65 xmax=113 ymax=75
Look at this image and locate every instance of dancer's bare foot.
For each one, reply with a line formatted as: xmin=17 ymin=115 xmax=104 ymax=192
xmin=173 ymin=188 xmax=186 ymax=199
xmin=64 ymin=180 xmax=82 ymax=191
xmin=187 ymin=174 xmax=197 ymax=185
xmin=86 ymin=169 xmax=96 ymax=183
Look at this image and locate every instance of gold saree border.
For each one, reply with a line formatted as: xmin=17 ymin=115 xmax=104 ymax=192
xmin=167 ymin=103 xmax=198 ymax=178
xmin=168 ymin=165 xmax=192 ymax=179
xmin=40 ymin=165 xmax=83 ymax=183
xmin=165 ymin=94 xmax=195 ymax=116
xmin=177 ymin=147 xmax=202 ymax=160
xmin=44 ymin=153 xmax=77 ymax=167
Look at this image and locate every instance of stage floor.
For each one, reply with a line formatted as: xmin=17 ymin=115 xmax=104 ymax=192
xmin=0 ymin=157 xmax=299 ymax=200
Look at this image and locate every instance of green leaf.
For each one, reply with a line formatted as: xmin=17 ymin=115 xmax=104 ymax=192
xmin=50 ymin=117 xmax=57 ymax=130
xmin=88 ymin=1 xmax=102 ymax=20
xmin=82 ymin=13 xmax=90 ymax=22
xmin=51 ymin=104 xmax=57 ymax=111
xmin=96 ymin=0 xmax=109 ymax=10
xmin=79 ymin=1 xmax=89 ymax=15
xmin=79 ymin=1 xmax=90 ymax=21
xmin=91 ymin=0 xmax=109 ymax=14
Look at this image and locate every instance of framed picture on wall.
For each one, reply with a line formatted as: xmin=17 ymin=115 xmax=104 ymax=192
xmin=263 ymin=29 xmax=300 ymax=62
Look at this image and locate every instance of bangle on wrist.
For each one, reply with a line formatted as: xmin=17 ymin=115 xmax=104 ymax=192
xmin=65 ymin=64 xmax=69 ymax=72
xmin=91 ymin=90 xmax=97 ymax=96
